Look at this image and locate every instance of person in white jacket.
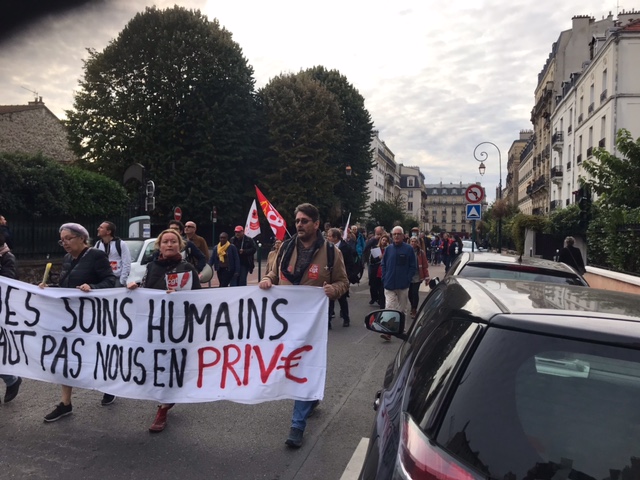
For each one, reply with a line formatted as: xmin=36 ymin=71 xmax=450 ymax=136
xmin=95 ymin=221 xmax=131 ymax=286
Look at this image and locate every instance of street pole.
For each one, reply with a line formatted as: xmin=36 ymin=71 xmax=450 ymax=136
xmin=473 ymin=142 xmax=502 ymax=253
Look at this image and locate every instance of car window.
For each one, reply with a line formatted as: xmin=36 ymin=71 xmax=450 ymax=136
xmin=124 ymin=240 xmax=144 ymax=261
xmin=458 ymin=265 xmax=585 ymax=285
xmin=141 ymin=241 xmax=156 ymax=265
xmin=435 ymin=327 xmax=640 ymax=479
xmin=405 ymin=318 xmax=479 ymax=432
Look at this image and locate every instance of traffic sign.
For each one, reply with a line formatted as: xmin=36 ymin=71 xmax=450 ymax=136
xmin=465 ymin=184 xmax=485 ymax=203
xmin=174 ymin=206 xmax=182 ymax=221
xmin=466 ymin=204 xmax=482 ymax=220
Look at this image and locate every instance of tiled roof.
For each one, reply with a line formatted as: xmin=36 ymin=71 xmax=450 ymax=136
xmin=0 ymin=104 xmax=45 ymax=115
xmin=621 ymin=18 xmax=640 ymax=31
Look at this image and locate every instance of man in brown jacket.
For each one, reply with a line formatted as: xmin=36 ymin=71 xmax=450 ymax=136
xmin=259 ymin=203 xmax=348 ymax=448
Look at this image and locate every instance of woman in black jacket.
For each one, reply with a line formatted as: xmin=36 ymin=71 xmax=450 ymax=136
xmin=127 ymin=228 xmax=201 ymax=432
xmin=0 ymin=232 xmax=22 ymax=403
xmin=40 ymin=223 xmax=116 ymax=422
xmin=558 ymin=236 xmax=586 ymax=275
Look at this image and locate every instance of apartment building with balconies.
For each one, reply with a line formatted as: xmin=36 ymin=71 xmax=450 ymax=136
xmin=423 ymin=182 xmax=487 ymax=237
xmin=505 ymin=130 xmax=533 ymax=207
xmin=517 ymin=134 xmax=535 ymax=214
xmin=367 ymin=130 xmax=400 ymax=205
xmin=399 ymin=165 xmax=428 ymax=231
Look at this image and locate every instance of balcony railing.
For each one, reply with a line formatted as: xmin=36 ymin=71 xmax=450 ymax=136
xmin=588 ymin=102 xmax=594 ymax=114
xmin=566 ymin=161 xmax=572 ymax=171
xmin=599 ymin=137 xmax=606 ymax=148
xmin=526 ymin=185 xmax=533 ymax=195
xmin=550 ymin=200 xmax=562 ymax=210
xmin=531 ymin=175 xmax=548 ymax=194
xmin=600 ymin=89 xmax=607 ymax=102
xmin=551 ymin=165 xmax=563 ymax=178
xmin=587 ymin=146 xmax=593 ymax=158
xmin=577 ymin=154 xmax=583 ymax=164
xmin=532 ymin=207 xmax=544 ymax=216
xmin=543 ymin=144 xmax=551 ymax=158
xmin=578 ymin=113 xmax=584 ymax=124
xmin=552 ymin=132 xmax=564 ymax=151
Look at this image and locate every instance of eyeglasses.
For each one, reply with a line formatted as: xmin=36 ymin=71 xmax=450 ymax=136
xmin=295 ymin=218 xmax=311 ymax=225
xmin=58 ymin=236 xmax=78 ymax=245
xmin=392 ymin=233 xmax=404 ymax=236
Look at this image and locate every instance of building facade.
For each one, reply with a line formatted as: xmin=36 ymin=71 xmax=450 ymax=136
xmin=423 ymin=182 xmax=487 ymax=237
xmin=399 ymin=164 xmax=428 ymax=230
xmin=505 ymin=130 xmax=534 ymax=207
xmin=367 ymin=130 xmax=400 ymax=205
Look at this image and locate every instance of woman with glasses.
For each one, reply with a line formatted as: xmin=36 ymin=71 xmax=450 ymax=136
xmin=39 ymin=223 xmax=116 ymax=422
xmin=127 ymin=228 xmax=201 ymax=432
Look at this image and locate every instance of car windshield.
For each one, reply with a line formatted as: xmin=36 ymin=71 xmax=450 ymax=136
xmin=433 ymin=327 xmax=640 ymax=479
xmin=458 ymin=264 xmax=585 ymax=285
xmin=124 ymin=240 xmax=144 ymax=261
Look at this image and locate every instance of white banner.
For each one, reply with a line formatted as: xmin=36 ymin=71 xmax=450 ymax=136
xmin=0 ymin=277 xmax=328 ymax=404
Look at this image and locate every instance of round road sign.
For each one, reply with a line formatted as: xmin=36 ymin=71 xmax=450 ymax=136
xmin=464 ymin=185 xmax=485 ymax=203
xmin=174 ymin=206 xmax=182 ymax=221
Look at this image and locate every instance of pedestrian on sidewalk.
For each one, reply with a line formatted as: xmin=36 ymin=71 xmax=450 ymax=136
xmin=409 ymin=236 xmax=430 ymax=319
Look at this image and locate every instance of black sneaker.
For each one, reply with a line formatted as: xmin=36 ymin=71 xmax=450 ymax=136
xmin=285 ymin=427 xmax=304 ymax=448
xmin=368 ymin=299 xmax=376 ymax=305
xmin=4 ymin=377 xmax=22 ymax=403
xmin=44 ymin=402 xmax=73 ymax=422
xmin=343 ymin=320 xmax=350 ymax=327
xmin=101 ymin=393 xmax=116 ymax=406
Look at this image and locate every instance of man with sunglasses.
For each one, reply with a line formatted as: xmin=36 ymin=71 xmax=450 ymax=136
xmin=259 ymin=203 xmax=349 ymax=449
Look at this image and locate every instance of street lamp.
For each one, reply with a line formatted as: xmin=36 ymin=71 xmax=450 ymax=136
xmin=473 ymin=142 xmax=502 ymax=252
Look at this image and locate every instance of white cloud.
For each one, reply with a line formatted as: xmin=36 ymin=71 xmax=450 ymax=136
xmin=0 ymin=0 xmax=625 ymax=203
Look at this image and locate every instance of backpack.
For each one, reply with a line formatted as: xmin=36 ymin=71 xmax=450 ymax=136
xmin=342 ymin=243 xmax=361 ymax=285
xmin=99 ymin=238 xmax=122 ymax=257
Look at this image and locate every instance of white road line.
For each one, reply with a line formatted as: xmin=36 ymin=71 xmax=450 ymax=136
xmin=340 ymin=437 xmax=369 ymax=480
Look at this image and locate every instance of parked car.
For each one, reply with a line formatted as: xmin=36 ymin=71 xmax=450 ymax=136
xmin=360 ymin=277 xmax=640 ymax=479
xmin=124 ymin=237 xmax=156 ymax=284
xmin=461 ymin=239 xmax=482 ymax=252
xmin=446 ymin=251 xmax=588 ymax=286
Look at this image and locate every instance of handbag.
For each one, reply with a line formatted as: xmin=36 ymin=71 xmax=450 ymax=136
xmin=199 ymin=263 xmax=214 ymax=283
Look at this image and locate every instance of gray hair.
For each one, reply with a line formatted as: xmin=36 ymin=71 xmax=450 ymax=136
xmin=60 ymin=223 xmax=90 ymax=243
xmin=564 ymin=236 xmax=575 ymax=247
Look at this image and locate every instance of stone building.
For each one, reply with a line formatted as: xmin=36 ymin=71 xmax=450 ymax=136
xmin=367 ymin=130 xmax=400 ymax=204
xmin=0 ymin=97 xmax=75 ymax=163
xmin=505 ymin=130 xmax=533 ymax=207
xmin=399 ymin=165 xmax=428 ymax=230
xmin=423 ymin=182 xmax=487 ymax=237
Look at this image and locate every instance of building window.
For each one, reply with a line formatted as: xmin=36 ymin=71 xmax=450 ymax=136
xmin=407 ymin=202 xmax=414 ymax=211
xmin=408 ymin=191 xmax=413 ymax=198
xmin=432 ymin=189 xmax=438 ymax=195
xmin=408 ymin=177 xmax=415 ymax=187
xmin=442 ymin=189 xmax=447 ymax=195
xmin=451 ymin=189 xmax=457 ymax=195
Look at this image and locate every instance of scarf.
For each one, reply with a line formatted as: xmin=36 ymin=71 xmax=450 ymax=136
xmin=157 ymin=253 xmax=183 ymax=265
xmin=217 ymin=241 xmax=230 ymax=263
xmin=279 ymin=231 xmax=325 ymax=285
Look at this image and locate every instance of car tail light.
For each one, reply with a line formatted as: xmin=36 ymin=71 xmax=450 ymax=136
xmin=394 ymin=413 xmax=482 ymax=480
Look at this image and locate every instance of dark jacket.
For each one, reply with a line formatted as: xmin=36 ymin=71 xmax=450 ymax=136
xmin=0 ymin=250 xmax=17 ymax=279
xmin=58 ymin=248 xmax=116 ymax=289
xmin=381 ymin=241 xmax=417 ymax=290
xmin=184 ymin=239 xmax=206 ymax=272
xmin=142 ymin=257 xmax=201 ymax=290
xmin=208 ymin=243 xmax=240 ymax=276
xmin=231 ymin=235 xmax=257 ymax=270
xmin=559 ymin=245 xmax=586 ymax=274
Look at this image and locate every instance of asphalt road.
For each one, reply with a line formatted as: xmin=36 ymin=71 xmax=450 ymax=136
xmin=0 ymin=263 xmax=445 ymax=480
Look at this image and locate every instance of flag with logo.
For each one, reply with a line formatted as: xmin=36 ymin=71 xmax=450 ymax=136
xmin=244 ymin=200 xmax=261 ymax=239
xmin=255 ymin=186 xmax=287 ymax=240
xmin=342 ymin=212 xmax=351 ymax=241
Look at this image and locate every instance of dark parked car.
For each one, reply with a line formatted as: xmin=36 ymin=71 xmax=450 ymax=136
xmin=360 ymin=277 xmax=640 ymax=479
xmin=446 ymin=251 xmax=588 ymax=286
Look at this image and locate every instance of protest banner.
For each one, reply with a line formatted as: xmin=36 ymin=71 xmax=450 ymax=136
xmin=0 ymin=277 xmax=328 ymax=404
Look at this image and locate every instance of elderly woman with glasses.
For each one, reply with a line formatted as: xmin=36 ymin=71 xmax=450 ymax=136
xmin=39 ymin=223 xmax=116 ymax=422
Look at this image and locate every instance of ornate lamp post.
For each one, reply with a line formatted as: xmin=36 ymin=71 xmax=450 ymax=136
xmin=473 ymin=142 xmax=502 ymax=252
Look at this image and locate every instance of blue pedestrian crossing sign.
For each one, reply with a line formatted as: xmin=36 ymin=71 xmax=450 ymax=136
xmin=466 ymin=204 xmax=482 ymax=220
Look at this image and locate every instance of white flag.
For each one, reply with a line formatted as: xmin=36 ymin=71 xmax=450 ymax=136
xmin=342 ymin=212 xmax=351 ymax=241
xmin=245 ymin=200 xmax=261 ymax=238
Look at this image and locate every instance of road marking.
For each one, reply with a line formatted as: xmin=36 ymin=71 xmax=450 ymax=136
xmin=340 ymin=437 xmax=369 ymax=480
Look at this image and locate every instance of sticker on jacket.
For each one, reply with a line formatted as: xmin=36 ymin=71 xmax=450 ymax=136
xmin=308 ymin=264 xmax=319 ymax=280
xmin=110 ymin=261 xmax=118 ymax=271
xmin=166 ymin=271 xmax=192 ymax=291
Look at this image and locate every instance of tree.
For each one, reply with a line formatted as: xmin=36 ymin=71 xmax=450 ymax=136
xmin=581 ymin=128 xmax=640 ymax=208
xmin=66 ymin=6 xmax=260 ymax=224
xmin=257 ymin=73 xmax=344 ymax=226
xmin=368 ymin=200 xmax=407 ymax=232
xmin=0 ymin=152 xmax=128 ymax=218
xmin=304 ymin=67 xmax=374 ymax=223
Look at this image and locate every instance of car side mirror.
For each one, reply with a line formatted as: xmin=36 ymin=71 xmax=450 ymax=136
xmin=364 ymin=310 xmax=406 ymax=339
xmin=429 ymin=277 xmax=440 ymax=289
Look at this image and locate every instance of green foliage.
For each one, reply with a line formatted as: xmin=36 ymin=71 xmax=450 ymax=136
xmin=482 ymin=200 xmax=520 ymax=250
xmin=66 ymin=6 xmax=260 ymax=224
xmin=510 ymin=213 xmax=549 ymax=254
xmin=546 ymin=204 xmax=584 ymax=237
xmin=581 ymin=128 xmax=640 ymax=209
xmin=587 ymin=202 xmax=640 ymax=273
xmin=0 ymin=152 xmax=128 ymax=217
xmin=304 ymin=66 xmax=374 ymax=223
xmin=257 ymin=72 xmax=345 ymax=226
xmin=368 ymin=200 xmax=408 ymax=232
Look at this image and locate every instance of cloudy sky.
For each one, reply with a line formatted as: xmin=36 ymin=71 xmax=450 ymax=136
xmin=0 ymin=0 xmax=626 ymax=202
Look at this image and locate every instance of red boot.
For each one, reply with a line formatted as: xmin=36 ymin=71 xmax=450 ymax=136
xmin=149 ymin=404 xmax=174 ymax=433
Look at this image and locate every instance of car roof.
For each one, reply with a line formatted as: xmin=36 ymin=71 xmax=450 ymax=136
xmin=459 ymin=252 xmax=576 ymax=273
xmin=440 ymin=277 xmax=640 ymax=343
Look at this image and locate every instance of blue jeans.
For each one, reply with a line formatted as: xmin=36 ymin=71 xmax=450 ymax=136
xmin=231 ymin=265 xmax=250 ymax=286
xmin=0 ymin=374 xmax=18 ymax=386
xmin=291 ymin=400 xmax=316 ymax=431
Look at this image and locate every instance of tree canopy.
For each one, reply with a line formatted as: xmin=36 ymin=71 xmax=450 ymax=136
xmin=66 ymin=6 xmax=260 ymax=224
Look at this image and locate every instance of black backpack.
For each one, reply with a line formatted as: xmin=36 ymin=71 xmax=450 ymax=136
xmin=342 ymin=243 xmax=361 ymax=285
